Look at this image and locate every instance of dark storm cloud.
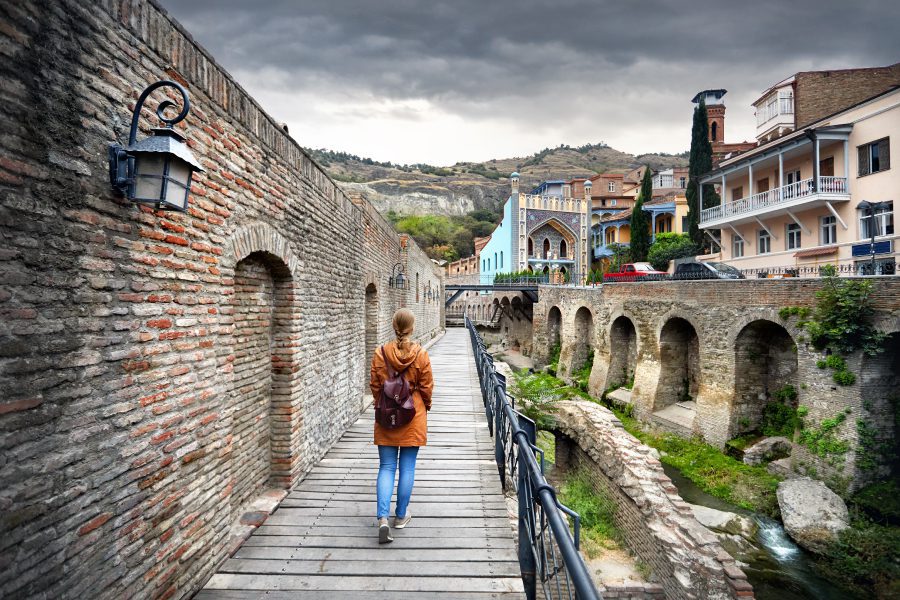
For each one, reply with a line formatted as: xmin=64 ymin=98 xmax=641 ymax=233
xmin=158 ymin=0 xmax=900 ymax=162
xmin=162 ymin=0 xmax=899 ymax=97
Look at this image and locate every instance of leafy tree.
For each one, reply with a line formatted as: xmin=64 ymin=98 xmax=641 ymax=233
xmin=685 ymin=99 xmax=720 ymax=251
xmin=647 ymin=233 xmax=698 ymax=271
xmin=629 ymin=167 xmax=652 ymax=261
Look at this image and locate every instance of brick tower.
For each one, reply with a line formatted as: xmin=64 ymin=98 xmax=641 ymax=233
xmin=692 ymin=89 xmax=727 ymax=143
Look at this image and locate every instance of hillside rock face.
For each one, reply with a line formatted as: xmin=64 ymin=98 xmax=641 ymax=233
xmin=315 ymin=143 xmax=688 ymax=217
xmin=342 ymin=180 xmax=506 ymax=216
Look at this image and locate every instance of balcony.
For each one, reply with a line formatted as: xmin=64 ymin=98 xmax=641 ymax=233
xmin=700 ymin=176 xmax=849 ymax=228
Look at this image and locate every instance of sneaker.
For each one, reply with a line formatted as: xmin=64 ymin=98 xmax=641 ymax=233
xmin=378 ymin=518 xmax=393 ymax=544
xmin=392 ymin=512 xmax=412 ymax=529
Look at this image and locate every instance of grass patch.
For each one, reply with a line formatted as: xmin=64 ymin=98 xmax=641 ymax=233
xmin=559 ymin=470 xmax=622 ymax=558
xmin=536 ymin=430 xmax=556 ymax=466
xmin=611 ymin=408 xmax=782 ymax=515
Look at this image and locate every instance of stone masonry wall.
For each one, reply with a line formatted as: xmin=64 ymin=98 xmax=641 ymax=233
xmin=794 ymin=64 xmax=900 ymax=129
xmin=0 ymin=2 xmax=442 ymax=599
xmin=550 ymin=400 xmax=753 ymax=600
xmin=534 ymin=280 xmax=900 ymax=491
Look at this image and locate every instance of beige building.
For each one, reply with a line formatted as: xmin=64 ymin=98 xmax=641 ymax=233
xmin=700 ymin=83 xmax=898 ymax=275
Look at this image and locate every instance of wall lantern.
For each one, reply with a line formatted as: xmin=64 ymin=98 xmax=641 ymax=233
xmin=109 ymin=80 xmax=204 ymax=212
xmin=388 ymin=262 xmax=408 ymax=290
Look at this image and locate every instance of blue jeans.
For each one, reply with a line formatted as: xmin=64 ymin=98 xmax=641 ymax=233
xmin=376 ymin=445 xmax=419 ymax=519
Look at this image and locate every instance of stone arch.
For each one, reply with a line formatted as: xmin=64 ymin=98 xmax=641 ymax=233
xmin=227 ymin=222 xmax=300 ymax=277
xmin=654 ymin=317 xmax=700 ymax=413
xmin=231 ymin=250 xmax=297 ymax=509
xmin=364 ymin=283 xmax=378 ymax=386
xmin=547 ymin=306 xmax=562 ymax=355
xmin=608 ymin=315 xmax=638 ymax=389
xmin=570 ymin=306 xmax=594 ymax=375
xmin=543 ymin=238 xmax=551 ymax=259
xmin=560 ymin=238 xmax=568 ymax=258
xmin=732 ymin=319 xmax=798 ymax=435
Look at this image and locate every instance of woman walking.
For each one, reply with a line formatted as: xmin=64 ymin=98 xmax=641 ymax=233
xmin=370 ymin=308 xmax=434 ymax=544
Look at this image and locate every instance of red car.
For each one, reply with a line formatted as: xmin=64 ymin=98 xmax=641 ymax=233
xmin=603 ymin=262 xmax=668 ymax=282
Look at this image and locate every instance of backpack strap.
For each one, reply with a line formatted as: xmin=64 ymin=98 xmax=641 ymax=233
xmin=381 ymin=345 xmax=397 ymax=379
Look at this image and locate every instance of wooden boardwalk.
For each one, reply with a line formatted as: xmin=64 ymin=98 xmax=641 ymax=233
xmin=198 ymin=329 xmax=525 ymax=599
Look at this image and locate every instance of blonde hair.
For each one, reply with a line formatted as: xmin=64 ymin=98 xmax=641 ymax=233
xmin=392 ymin=308 xmax=416 ymax=353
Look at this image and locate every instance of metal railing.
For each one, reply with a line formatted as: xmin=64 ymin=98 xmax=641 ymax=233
xmin=465 ymin=316 xmax=601 ymax=600
xmin=700 ymin=176 xmax=849 ymax=224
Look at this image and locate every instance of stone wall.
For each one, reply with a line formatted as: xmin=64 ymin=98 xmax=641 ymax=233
xmin=0 ymin=2 xmax=442 ymax=599
xmin=550 ymin=400 xmax=753 ymax=600
xmin=794 ymin=64 xmax=900 ymax=129
xmin=534 ymin=280 xmax=900 ymax=491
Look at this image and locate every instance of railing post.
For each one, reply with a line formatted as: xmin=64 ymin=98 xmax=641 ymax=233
xmin=518 ymin=448 xmax=537 ymax=600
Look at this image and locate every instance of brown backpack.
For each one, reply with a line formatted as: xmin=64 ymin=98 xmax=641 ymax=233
xmin=376 ymin=345 xmax=418 ymax=429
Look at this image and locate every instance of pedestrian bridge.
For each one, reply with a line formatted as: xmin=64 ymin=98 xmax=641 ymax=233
xmin=199 ymin=327 xmax=597 ymax=599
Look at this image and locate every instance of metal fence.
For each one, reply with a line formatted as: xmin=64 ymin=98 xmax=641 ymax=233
xmin=465 ymin=316 xmax=601 ymax=600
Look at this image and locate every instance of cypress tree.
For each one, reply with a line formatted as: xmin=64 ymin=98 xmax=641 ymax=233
xmin=686 ymin=99 xmax=719 ymax=250
xmin=630 ymin=166 xmax=652 ymax=262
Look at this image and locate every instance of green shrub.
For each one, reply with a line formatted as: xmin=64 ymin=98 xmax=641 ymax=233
xmin=761 ymin=401 xmax=799 ymax=437
xmin=833 ymin=370 xmax=857 ymax=386
xmin=647 ymin=233 xmax=698 ymax=271
xmin=819 ymin=513 xmax=900 ymax=598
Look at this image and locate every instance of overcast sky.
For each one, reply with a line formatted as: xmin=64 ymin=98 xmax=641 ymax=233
xmin=160 ymin=1 xmax=899 ymax=166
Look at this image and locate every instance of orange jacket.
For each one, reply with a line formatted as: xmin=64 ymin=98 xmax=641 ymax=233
xmin=370 ymin=341 xmax=434 ymax=447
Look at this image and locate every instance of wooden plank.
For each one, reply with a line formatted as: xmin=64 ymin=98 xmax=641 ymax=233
xmin=196 ymin=591 xmax=523 ymax=599
xmin=219 ymin=558 xmax=521 ymax=577
xmin=202 ymin=330 xmax=524 ymax=598
xmin=232 ymin=546 xmax=518 ymax=562
xmin=203 ymin=573 xmax=523 ymax=592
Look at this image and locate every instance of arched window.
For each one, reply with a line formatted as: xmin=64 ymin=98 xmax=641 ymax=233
xmin=500 ymin=251 xmax=503 ymax=269
xmin=560 ymin=239 xmax=568 ymax=258
xmin=528 ymin=238 xmax=534 ymax=256
xmin=711 ymin=121 xmax=718 ymax=142
xmin=416 ymin=273 xmax=420 ymax=302
xmin=494 ymin=252 xmax=497 ymax=271
xmin=543 ymin=238 xmax=550 ymax=259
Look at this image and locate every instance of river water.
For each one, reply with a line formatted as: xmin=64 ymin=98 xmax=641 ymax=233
xmin=661 ymin=464 xmax=864 ymax=600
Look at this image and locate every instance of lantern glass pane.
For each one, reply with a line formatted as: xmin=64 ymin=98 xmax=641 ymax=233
xmin=169 ymin=158 xmax=191 ymax=188
xmin=134 ymin=155 xmax=165 ymax=200
xmin=164 ymin=177 xmax=190 ymax=211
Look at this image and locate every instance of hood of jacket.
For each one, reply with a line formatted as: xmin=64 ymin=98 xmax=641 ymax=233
xmin=383 ymin=340 xmax=421 ymax=373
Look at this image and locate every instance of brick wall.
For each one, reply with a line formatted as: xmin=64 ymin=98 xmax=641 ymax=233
xmin=533 ymin=279 xmax=900 ymax=491
xmin=794 ymin=64 xmax=900 ymax=129
xmin=0 ymin=1 xmax=442 ymax=598
xmin=551 ymin=401 xmax=754 ymax=600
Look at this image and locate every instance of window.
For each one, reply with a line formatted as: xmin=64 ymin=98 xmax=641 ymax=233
xmin=820 ymin=215 xmax=837 ymax=245
xmin=711 ymin=121 xmax=718 ymax=142
xmin=732 ymin=233 xmax=744 ymax=258
xmin=731 ymin=186 xmax=743 ymax=201
xmin=500 ymin=251 xmax=503 ymax=269
xmin=858 ymin=138 xmax=890 ymax=176
xmin=859 ymin=201 xmax=894 ymax=238
xmin=559 ymin=240 xmax=567 ymax=258
xmin=786 ymin=223 xmax=802 ymax=250
xmin=608 ymin=181 xmax=616 ymax=192
xmin=494 ymin=253 xmax=497 ymax=270
xmin=679 ymin=176 xmax=686 ymax=188
xmin=682 ymin=216 xmax=689 ymax=232
xmin=758 ymin=230 xmax=771 ymax=254
xmin=610 ymin=199 xmax=617 ymax=207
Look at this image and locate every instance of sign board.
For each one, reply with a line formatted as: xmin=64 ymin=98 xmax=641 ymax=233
xmin=851 ymin=240 xmax=892 ymax=257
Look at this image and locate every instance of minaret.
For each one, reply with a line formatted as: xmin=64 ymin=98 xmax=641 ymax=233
xmin=583 ymin=178 xmax=592 ymax=200
xmin=510 ymin=171 xmax=520 ymax=196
